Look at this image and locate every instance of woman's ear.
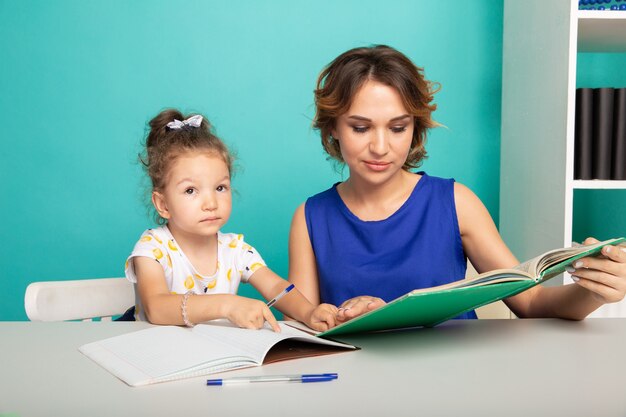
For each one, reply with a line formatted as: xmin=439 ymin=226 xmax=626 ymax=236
xmin=152 ymin=191 xmax=170 ymax=220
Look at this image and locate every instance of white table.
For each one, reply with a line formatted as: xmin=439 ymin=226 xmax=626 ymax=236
xmin=1 ymin=319 xmax=625 ymax=417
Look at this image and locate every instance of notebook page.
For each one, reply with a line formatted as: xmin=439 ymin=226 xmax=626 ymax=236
xmin=80 ymin=326 xmax=253 ymax=385
xmin=191 ymin=322 xmax=350 ymax=363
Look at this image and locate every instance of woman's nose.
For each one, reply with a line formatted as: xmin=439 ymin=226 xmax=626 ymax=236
xmin=369 ymin=129 xmax=390 ymax=156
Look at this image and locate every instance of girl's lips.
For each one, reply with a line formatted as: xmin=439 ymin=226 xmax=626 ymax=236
xmin=200 ymin=217 xmax=220 ymax=223
xmin=364 ymin=161 xmax=391 ymax=172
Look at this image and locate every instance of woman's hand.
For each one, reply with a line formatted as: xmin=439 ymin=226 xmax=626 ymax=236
xmin=304 ymin=303 xmax=339 ymax=331
xmin=568 ymin=237 xmax=626 ymax=304
xmin=336 ymin=296 xmax=386 ymax=323
xmin=223 ymin=295 xmax=281 ymax=332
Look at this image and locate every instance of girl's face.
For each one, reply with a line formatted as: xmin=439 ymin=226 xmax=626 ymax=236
xmin=152 ymin=151 xmax=232 ymax=241
xmin=332 ymin=80 xmax=414 ymax=186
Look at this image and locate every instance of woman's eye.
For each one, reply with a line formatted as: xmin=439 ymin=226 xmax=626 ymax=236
xmin=352 ymin=126 xmax=368 ymax=133
xmin=391 ymin=126 xmax=407 ymax=133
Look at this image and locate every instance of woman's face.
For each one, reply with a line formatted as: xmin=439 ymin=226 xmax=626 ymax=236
xmin=332 ymin=80 xmax=414 ymax=186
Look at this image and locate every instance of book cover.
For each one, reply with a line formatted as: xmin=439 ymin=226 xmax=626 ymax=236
xmin=575 ymin=88 xmax=594 ymax=180
xmin=612 ymin=88 xmax=626 ymax=180
xmin=592 ymin=88 xmax=614 ymax=180
xmin=318 ymin=238 xmax=625 ymax=337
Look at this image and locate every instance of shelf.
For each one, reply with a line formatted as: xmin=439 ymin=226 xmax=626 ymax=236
xmin=578 ymin=11 xmax=626 ymax=52
xmin=572 ymin=180 xmax=626 ymax=189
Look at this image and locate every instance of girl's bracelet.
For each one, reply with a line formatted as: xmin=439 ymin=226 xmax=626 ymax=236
xmin=181 ymin=291 xmax=195 ymax=327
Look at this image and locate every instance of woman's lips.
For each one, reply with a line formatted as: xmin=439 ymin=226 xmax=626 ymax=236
xmin=364 ymin=161 xmax=391 ymax=171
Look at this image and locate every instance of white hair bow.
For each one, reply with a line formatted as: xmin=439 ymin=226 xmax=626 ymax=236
xmin=166 ymin=115 xmax=203 ymax=130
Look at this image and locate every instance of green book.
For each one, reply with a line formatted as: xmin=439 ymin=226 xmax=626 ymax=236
xmin=318 ymin=237 xmax=625 ymax=337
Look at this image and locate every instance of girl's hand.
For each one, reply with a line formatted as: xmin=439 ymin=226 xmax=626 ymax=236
xmin=336 ymin=296 xmax=386 ymax=323
xmin=223 ymin=295 xmax=281 ymax=332
xmin=569 ymin=237 xmax=626 ymax=304
xmin=304 ymin=303 xmax=339 ymax=331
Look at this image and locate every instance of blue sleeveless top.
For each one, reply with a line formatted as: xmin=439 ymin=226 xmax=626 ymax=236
xmin=305 ymin=172 xmax=477 ymax=320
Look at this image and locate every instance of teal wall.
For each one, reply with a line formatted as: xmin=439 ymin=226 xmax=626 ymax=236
xmin=574 ymin=53 xmax=626 ymax=242
xmin=0 ymin=1 xmax=505 ymax=320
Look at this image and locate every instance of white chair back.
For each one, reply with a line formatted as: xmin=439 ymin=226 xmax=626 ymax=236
xmin=24 ymin=278 xmax=134 ymax=321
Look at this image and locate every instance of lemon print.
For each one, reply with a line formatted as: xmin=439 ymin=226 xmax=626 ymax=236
xmin=242 ymin=244 xmax=252 ymax=251
xmin=216 ymin=261 xmax=220 ymax=270
xmin=228 ymin=239 xmax=238 ymax=248
xmin=237 ymin=234 xmax=243 ymax=240
xmin=207 ymin=278 xmax=217 ymax=289
xmin=170 ymin=291 xmax=177 ymax=295
xmin=227 ymin=268 xmax=232 ymax=281
xmin=250 ymin=262 xmax=264 ymax=272
xmin=153 ymin=248 xmax=163 ymax=260
xmin=124 ymin=259 xmax=129 ymax=270
xmin=168 ymin=240 xmax=178 ymax=251
xmin=153 ymin=234 xmax=163 ymax=244
xmin=167 ymin=254 xmax=172 ymax=268
xmin=140 ymin=236 xmax=152 ymax=242
xmin=184 ymin=275 xmax=195 ymax=290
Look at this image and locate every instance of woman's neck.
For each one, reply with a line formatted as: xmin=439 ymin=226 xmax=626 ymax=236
xmin=338 ymin=169 xmax=420 ymax=221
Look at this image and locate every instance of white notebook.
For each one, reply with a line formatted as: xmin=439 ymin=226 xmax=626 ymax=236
xmin=79 ymin=321 xmax=355 ymax=386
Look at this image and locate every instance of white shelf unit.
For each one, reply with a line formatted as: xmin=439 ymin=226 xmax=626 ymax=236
xmin=500 ymin=0 xmax=626 ymax=317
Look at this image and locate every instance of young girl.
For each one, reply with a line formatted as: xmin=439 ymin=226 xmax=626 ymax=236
xmin=288 ymin=45 xmax=626 ymax=323
xmin=125 ymin=109 xmax=337 ymax=331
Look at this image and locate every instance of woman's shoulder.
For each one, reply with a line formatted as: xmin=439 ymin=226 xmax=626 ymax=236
xmin=301 ymin=183 xmax=341 ymax=216
xmin=415 ymin=171 xmax=454 ymax=187
xmin=306 ymin=183 xmax=340 ymax=204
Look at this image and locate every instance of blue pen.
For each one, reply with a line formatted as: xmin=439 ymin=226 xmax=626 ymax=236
xmin=207 ymin=373 xmax=338 ymax=386
xmin=266 ymin=283 xmax=295 ymax=307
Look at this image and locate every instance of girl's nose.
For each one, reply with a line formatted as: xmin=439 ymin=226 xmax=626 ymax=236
xmin=203 ymin=193 xmax=217 ymax=210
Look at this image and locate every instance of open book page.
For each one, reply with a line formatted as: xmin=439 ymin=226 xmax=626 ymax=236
xmin=79 ymin=326 xmax=253 ymax=386
xmin=80 ymin=322 xmax=355 ymax=386
xmin=536 ymin=238 xmax=620 ymax=274
xmin=408 ymin=269 xmax=532 ymax=295
xmin=282 ymin=320 xmax=321 ymax=335
xmin=191 ymin=322 xmax=345 ymax=365
xmin=514 ymin=238 xmax=622 ymax=279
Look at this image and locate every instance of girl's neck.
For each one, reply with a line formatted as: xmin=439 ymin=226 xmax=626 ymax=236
xmin=338 ymin=169 xmax=420 ymax=221
xmin=165 ymin=224 xmax=218 ymax=275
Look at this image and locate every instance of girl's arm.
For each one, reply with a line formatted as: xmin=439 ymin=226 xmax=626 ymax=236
xmin=133 ymin=256 xmax=280 ymax=331
xmin=455 ymin=182 xmax=626 ymax=319
xmin=248 ymin=266 xmax=337 ymax=331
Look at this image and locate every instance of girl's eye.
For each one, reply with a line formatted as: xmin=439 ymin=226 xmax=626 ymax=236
xmin=184 ymin=188 xmax=195 ymax=195
xmin=217 ymin=185 xmax=229 ymax=192
xmin=352 ymin=126 xmax=369 ymax=134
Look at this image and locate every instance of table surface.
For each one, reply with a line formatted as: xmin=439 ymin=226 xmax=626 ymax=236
xmin=1 ymin=318 xmax=626 ymax=417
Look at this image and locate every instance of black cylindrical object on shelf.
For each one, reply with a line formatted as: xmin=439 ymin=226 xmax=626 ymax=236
xmin=612 ymin=88 xmax=626 ymax=181
xmin=592 ymin=88 xmax=614 ymax=180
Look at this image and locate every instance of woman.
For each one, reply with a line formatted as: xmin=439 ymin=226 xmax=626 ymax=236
xmin=288 ymin=45 xmax=626 ymax=323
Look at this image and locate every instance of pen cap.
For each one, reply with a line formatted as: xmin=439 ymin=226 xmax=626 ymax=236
xmin=206 ymin=380 xmax=223 ymax=386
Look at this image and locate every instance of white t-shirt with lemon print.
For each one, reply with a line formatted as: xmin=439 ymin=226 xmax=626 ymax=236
xmin=125 ymin=225 xmax=266 ymax=321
